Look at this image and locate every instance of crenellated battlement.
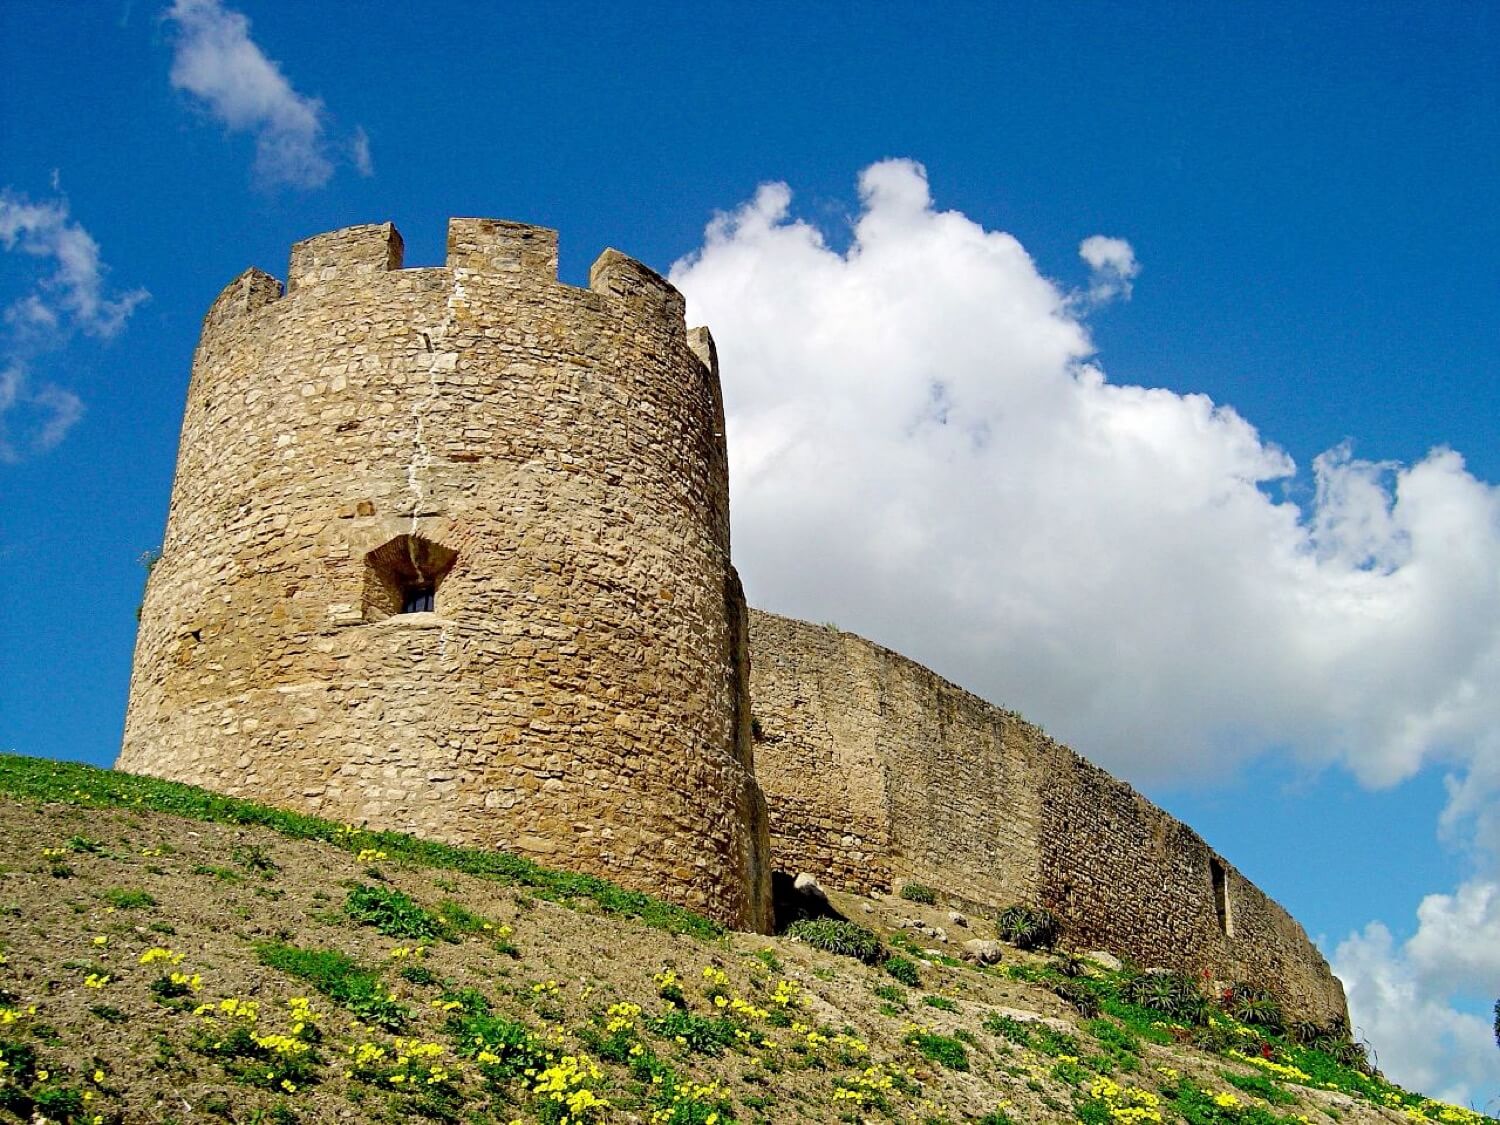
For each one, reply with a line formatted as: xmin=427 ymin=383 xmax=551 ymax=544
xmin=208 ymin=219 xmax=692 ymax=344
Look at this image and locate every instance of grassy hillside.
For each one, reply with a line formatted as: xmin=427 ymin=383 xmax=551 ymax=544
xmin=0 ymin=753 xmax=1491 ymax=1125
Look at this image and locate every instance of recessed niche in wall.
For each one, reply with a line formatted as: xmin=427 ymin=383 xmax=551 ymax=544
xmin=1210 ymin=856 xmax=1233 ymax=937
xmin=362 ymin=534 xmax=457 ymax=622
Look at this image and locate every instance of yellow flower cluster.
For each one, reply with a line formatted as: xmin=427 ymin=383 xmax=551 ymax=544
xmin=195 ymin=997 xmax=260 ymax=1023
xmin=648 ymin=1079 xmax=726 ymax=1125
xmin=702 ymin=966 xmax=729 ymax=988
xmin=834 ymin=1064 xmax=899 ymax=1105
xmin=1226 ymin=1050 xmax=1312 ymax=1083
xmin=653 ymin=969 xmax=678 ymax=990
xmin=168 ymin=971 xmax=203 ymax=993
xmin=387 ymin=944 xmax=426 ymax=960
xmin=83 ymin=973 xmax=110 ymax=989
xmin=1088 ymin=1076 xmax=1165 ymax=1124
xmin=532 ymin=978 xmax=561 ymax=996
xmin=1213 ymin=1091 xmax=1241 ymax=1109
xmin=770 ymin=978 xmax=801 ymax=1008
xmin=356 ymin=848 xmax=388 ymax=862
xmin=533 ymin=1054 xmax=610 ymax=1122
xmin=605 ymin=1001 xmax=642 ymax=1034
xmin=1420 ymin=1101 xmax=1490 ymax=1125
xmin=140 ymin=946 xmax=185 ymax=965
xmin=287 ymin=996 xmax=320 ymax=1037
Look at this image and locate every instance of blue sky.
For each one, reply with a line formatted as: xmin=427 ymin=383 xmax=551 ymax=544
xmin=1 ymin=1 xmax=1496 ymax=1104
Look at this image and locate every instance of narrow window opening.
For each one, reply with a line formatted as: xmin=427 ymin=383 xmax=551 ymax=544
xmin=362 ymin=534 xmax=457 ymax=622
xmin=1210 ymin=856 xmax=1232 ymax=936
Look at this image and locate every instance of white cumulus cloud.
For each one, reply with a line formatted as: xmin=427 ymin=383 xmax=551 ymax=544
xmin=672 ymin=158 xmax=1500 ymax=1104
xmin=1334 ymin=904 xmax=1499 ymax=1108
xmin=671 ymin=159 xmax=1500 ymax=799
xmin=164 ymin=0 xmax=368 ymax=189
xmin=1079 ymin=234 xmax=1140 ymax=302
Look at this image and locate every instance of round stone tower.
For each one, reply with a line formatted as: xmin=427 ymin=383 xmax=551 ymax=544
xmin=120 ymin=218 xmax=772 ymax=932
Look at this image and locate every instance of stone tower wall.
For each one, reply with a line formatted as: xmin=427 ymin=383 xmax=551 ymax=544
xmin=120 ymin=219 xmax=772 ymax=932
xmin=748 ymin=609 xmax=1347 ymax=1024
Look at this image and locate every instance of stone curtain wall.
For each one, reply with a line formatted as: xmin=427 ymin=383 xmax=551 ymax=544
xmin=748 ymin=610 xmax=1346 ymax=1023
xmin=120 ymin=219 xmax=772 ymax=932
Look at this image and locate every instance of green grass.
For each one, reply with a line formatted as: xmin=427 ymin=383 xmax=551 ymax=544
xmin=883 ymin=955 xmax=921 ymax=986
xmin=0 ymin=753 xmax=720 ymax=939
xmin=345 ymin=883 xmax=443 ymax=940
xmin=254 ymin=941 xmax=409 ymax=1031
xmin=101 ymin=887 xmax=156 ymax=909
xmin=904 ymin=1027 xmax=969 ymax=1071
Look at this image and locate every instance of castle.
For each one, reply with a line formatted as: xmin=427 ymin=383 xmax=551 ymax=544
xmin=121 ymin=218 xmax=1346 ymax=1024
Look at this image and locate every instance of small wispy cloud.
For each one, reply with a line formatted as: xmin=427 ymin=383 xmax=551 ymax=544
xmin=0 ymin=192 xmax=148 ymax=338
xmin=1079 ymin=234 xmax=1140 ymax=303
xmin=0 ymin=189 xmax=144 ymax=461
xmin=351 ymin=126 xmax=374 ymax=177
xmin=164 ymin=0 xmax=371 ymax=190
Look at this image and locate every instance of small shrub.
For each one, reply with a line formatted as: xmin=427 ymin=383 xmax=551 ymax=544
xmin=436 ymin=899 xmax=489 ymax=936
xmin=449 ymin=1011 xmax=549 ymax=1084
xmin=103 ymin=887 xmax=156 ymax=909
xmin=233 ymin=843 xmax=279 ymax=877
xmin=753 ymin=947 xmax=782 ymax=973
xmin=399 ymin=964 xmax=438 ymax=987
xmin=883 ymin=955 xmax=921 ymax=987
xmin=1051 ymin=978 xmax=1101 ymax=1017
xmin=977 ymin=1111 xmax=1017 ymax=1125
xmin=995 ymin=904 xmax=1060 ymax=951
xmin=922 ymin=994 xmax=957 ymax=1012
xmin=345 ymin=883 xmax=441 ymax=940
xmin=905 ymin=1027 xmax=969 ymax=1071
xmin=255 ymin=941 xmax=408 ymax=1030
xmin=32 ymin=1085 xmax=85 ymax=1121
xmin=646 ymin=1009 xmax=739 ymax=1056
xmin=784 ymin=919 xmax=883 ymax=964
xmin=872 ymin=983 xmax=905 ymax=1004
xmin=900 ymin=883 xmax=937 ymax=905
xmin=983 ymin=1012 xmax=1033 ymax=1045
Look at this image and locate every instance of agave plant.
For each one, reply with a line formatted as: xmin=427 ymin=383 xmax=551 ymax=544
xmin=785 ymin=918 xmax=885 ymax=964
xmin=1121 ymin=970 xmax=1210 ymax=1025
xmin=1222 ymin=981 xmax=1284 ymax=1033
xmin=1050 ymin=978 xmax=1101 ymax=1018
xmin=995 ymin=905 xmax=1061 ymax=952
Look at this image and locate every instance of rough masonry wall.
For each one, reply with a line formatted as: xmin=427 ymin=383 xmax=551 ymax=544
xmin=748 ymin=609 xmax=1346 ymax=1023
xmin=120 ymin=219 xmax=772 ymax=932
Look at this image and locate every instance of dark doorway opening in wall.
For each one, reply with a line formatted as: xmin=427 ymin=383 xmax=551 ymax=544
xmin=1210 ymin=857 xmax=1232 ymax=936
xmin=363 ymin=534 xmax=456 ymax=621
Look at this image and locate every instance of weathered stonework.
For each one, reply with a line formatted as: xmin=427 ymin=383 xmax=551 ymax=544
xmin=748 ymin=609 xmax=1348 ymax=1025
xmin=120 ymin=219 xmax=772 ymax=932
xmin=123 ymin=214 xmax=1348 ymax=1019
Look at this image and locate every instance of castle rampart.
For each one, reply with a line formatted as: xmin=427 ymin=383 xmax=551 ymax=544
xmin=747 ymin=609 xmax=1347 ymax=1024
xmin=119 ymin=219 xmax=772 ymax=932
